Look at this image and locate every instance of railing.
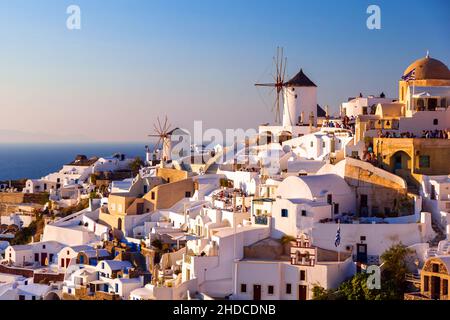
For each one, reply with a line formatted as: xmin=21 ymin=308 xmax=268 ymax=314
xmin=254 ymin=215 xmax=268 ymax=225
xmin=405 ymin=273 xmax=421 ymax=284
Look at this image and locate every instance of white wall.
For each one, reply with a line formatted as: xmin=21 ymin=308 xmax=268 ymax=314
xmin=312 ymin=215 xmax=435 ymax=257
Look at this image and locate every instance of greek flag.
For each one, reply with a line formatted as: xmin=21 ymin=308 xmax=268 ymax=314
xmin=335 ymin=223 xmax=341 ymax=247
xmin=401 ymin=68 xmax=416 ymax=81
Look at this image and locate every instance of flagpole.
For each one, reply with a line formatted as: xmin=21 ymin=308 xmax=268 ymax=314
xmin=337 ymin=219 xmax=341 ymax=264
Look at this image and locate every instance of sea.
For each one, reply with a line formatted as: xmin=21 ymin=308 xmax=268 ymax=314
xmin=0 ymin=143 xmax=150 ymax=181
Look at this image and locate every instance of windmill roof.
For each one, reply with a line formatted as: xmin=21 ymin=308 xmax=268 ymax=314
xmin=285 ymin=69 xmax=317 ymax=87
xmin=317 ymin=104 xmax=326 ymax=117
xmin=166 ymin=127 xmax=189 ymax=135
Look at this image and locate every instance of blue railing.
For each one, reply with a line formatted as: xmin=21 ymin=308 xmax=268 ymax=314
xmin=255 ymin=215 xmax=268 ymax=225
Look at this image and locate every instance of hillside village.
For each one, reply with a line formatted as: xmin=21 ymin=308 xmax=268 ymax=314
xmin=1 ymin=53 xmax=450 ymax=300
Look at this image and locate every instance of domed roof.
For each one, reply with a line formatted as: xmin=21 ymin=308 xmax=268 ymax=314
xmin=403 ymin=55 xmax=450 ymax=80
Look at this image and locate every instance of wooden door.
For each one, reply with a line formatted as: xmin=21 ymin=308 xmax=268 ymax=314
xmin=431 ymin=276 xmax=441 ymax=300
xmin=41 ymin=253 xmax=47 ymax=266
xmin=253 ymin=285 xmax=261 ymax=300
xmin=298 ymin=285 xmax=307 ymax=300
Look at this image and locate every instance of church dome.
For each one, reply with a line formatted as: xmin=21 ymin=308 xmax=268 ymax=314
xmin=403 ymin=55 xmax=450 ymax=80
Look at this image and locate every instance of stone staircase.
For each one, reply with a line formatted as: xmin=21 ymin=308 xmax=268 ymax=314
xmin=426 ymin=220 xmax=447 ymax=259
xmin=429 ymin=219 xmax=447 ymax=247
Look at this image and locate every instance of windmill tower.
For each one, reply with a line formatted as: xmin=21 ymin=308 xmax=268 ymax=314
xmin=148 ymin=116 xmax=174 ymax=167
xmin=255 ymin=48 xmax=318 ymax=127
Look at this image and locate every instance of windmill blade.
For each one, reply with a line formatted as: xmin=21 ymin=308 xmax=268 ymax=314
xmin=279 ymin=48 xmax=283 ymax=81
xmin=255 ymin=47 xmax=288 ymax=124
xmin=276 ymin=47 xmax=280 ymax=76
xmin=157 ymin=117 xmax=163 ymax=133
xmin=153 ymin=123 xmax=161 ymax=135
xmin=165 ymin=122 xmax=173 ymax=135
xmin=152 ymin=137 xmax=162 ymax=153
xmin=255 ymin=83 xmax=277 ymax=87
xmin=162 ymin=116 xmax=168 ymax=133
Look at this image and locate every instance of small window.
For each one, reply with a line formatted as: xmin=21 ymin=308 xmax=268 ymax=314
xmin=432 ymin=263 xmax=439 ymax=273
xmin=300 ymin=270 xmax=306 ymax=281
xmin=433 ymin=119 xmax=438 ymax=125
xmin=281 ymin=209 xmax=288 ymax=218
xmin=115 ymin=283 xmax=119 ymax=293
xmin=67 ymin=251 xmax=70 ymax=255
xmin=327 ymin=194 xmax=332 ymax=205
xmin=419 ymin=155 xmax=430 ymax=168
xmin=286 ymin=283 xmax=292 ymax=294
xmin=322 ymin=141 xmax=326 ymax=148
xmin=185 ymin=191 xmax=191 ymax=198
xmin=424 ymin=276 xmax=429 ymax=291
xmin=310 ymin=141 xmax=314 ymax=147
xmin=295 ymin=94 xmax=298 ymax=99
xmin=268 ymin=285 xmax=274 ymax=295
xmin=301 ymin=210 xmax=307 ymax=217
xmin=151 ymin=192 xmax=155 ymax=200
xmin=241 ymin=284 xmax=247 ymax=293
xmin=360 ymin=236 xmax=366 ymax=241
xmin=31 ymin=296 xmax=36 ymax=301
xmin=42 ymin=245 xmax=46 ymax=249
xmin=443 ymin=280 xmax=448 ymax=296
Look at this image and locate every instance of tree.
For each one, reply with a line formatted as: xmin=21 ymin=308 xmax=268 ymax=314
xmin=129 ymin=157 xmax=145 ymax=173
xmin=313 ymin=273 xmax=382 ymax=300
xmin=151 ymin=239 xmax=163 ymax=250
xmin=379 ymin=243 xmax=413 ymax=299
xmin=312 ymin=285 xmax=338 ymax=300
xmin=338 ymin=272 xmax=382 ymax=300
xmin=313 ymin=244 xmax=412 ymax=300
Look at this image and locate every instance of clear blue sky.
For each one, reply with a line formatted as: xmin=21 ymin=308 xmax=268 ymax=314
xmin=0 ymin=0 xmax=449 ymax=142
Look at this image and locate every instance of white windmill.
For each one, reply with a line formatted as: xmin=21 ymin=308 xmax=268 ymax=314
xmin=148 ymin=116 xmax=174 ymax=168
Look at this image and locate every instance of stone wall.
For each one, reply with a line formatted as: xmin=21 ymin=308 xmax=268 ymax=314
xmin=0 ymin=264 xmax=34 ymax=278
xmin=34 ymin=272 xmax=65 ymax=284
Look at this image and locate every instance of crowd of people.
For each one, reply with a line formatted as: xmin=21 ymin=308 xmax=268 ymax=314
xmin=421 ymin=129 xmax=449 ymax=139
xmin=322 ymin=115 xmax=355 ymax=132
xmin=377 ymin=129 xmax=450 ymax=139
